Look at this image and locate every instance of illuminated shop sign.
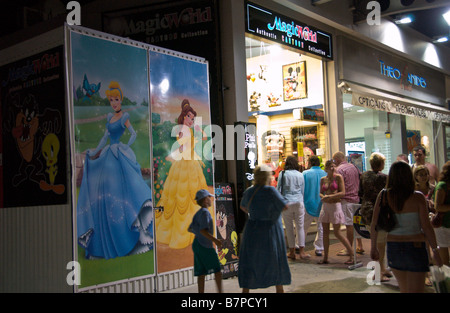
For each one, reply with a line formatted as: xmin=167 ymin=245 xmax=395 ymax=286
xmin=245 ymin=2 xmax=332 ymax=59
xmin=379 ymin=60 xmax=427 ymax=89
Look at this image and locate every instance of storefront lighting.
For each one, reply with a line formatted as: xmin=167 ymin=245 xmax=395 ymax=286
xmin=433 ymin=36 xmax=449 ymax=43
xmin=357 ymin=109 xmax=365 ymax=113
xmin=394 ymin=16 xmax=412 ymax=24
xmin=443 ymin=10 xmax=450 ymax=26
xmin=269 ymin=45 xmax=282 ymax=54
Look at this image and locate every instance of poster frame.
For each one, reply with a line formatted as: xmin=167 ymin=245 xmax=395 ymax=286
xmin=64 ymin=24 xmax=210 ymax=292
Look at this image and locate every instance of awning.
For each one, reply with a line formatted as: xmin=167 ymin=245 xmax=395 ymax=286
xmin=343 ymin=81 xmax=450 ymax=124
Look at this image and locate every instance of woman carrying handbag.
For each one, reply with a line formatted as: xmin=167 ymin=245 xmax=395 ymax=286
xmin=277 ymin=156 xmax=309 ymax=260
xmin=370 ymin=161 xmax=443 ymax=293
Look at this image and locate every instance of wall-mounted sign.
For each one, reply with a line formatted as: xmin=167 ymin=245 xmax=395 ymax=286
xmin=379 ymin=60 xmax=426 ymax=89
xmin=352 ymin=92 xmax=450 ymax=123
xmin=339 ymin=36 xmax=446 ymax=107
xmin=302 ymin=108 xmax=324 ymax=121
xmin=245 ymin=2 xmax=333 ymax=59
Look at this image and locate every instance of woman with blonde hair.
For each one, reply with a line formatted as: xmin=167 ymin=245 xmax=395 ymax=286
xmin=318 ymin=160 xmax=354 ymax=265
xmin=239 ymin=165 xmax=291 ymax=293
xmin=359 ymin=152 xmax=390 ymax=281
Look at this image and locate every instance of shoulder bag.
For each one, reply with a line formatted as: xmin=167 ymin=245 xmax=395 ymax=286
xmin=376 ymin=189 xmax=397 ymax=232
xmin=279 ymin=170 xmax=288 ymax=200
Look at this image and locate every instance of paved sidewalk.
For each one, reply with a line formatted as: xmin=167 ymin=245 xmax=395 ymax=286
xmin=163 ymin=233 xmax=435 ymax=293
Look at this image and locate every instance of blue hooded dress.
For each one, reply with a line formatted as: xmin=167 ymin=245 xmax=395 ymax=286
xmin=77 ymin=112 xmax=153 ymax=259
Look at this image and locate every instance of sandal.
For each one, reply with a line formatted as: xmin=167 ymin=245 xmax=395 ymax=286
xmin=337 ymin=249 xmax=350 ymax=256
xmin=318 ymin=259 xmax=329 ymax=264
xmin=356 ymin=248 xmax=365 ymax=255
xmin=344 ymin=259 xmax=354 ymax=265
xmin=381 ymin=275 xmax=390 ymax=283
xmin=300 ymin=253 xmax=311 ymax=260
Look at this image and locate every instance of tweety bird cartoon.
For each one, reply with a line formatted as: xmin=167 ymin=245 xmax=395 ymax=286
xmin=40 ymin=133 xmax=65 ymax=194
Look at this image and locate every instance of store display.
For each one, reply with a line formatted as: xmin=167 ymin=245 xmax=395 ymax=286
xmin=282 ymin=61 xmax=307 ymax=101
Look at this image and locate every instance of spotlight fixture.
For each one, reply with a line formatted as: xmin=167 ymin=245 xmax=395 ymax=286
xmin=394 ymin=16 xmax=412 ymax=24
xmin=443 ymin=10 xmax=450 ymax=26
xmin=432 ymin=35 xmax=449 ymax=43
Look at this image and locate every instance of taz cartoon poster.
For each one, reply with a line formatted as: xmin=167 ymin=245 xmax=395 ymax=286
xmin=1 ymin=46 xmax=66 ymax=208
xmin=149 ymin=50 xmax=214 ymax=273
xmin=215 ymin=183 xmax=238 ymax=278
xmin=67 ymin=29 xmax=154 ymax=289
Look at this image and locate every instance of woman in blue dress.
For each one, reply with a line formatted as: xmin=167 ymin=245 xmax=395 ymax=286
xmin=239 ymin=164 xmax=291 ymax=293
xmin=77 ymin=81 xmax=153 ymax=259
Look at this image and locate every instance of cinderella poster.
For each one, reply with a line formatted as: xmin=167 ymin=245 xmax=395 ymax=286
xmin=68 ymin=30 xmax=154 ymax=289
xmin=150 ymin=50 xmax=214 ymax=273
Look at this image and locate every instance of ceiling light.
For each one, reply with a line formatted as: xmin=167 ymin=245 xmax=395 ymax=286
xmin=443 ymin=10 xmax=450 ymax=26
xmin=395 ymin=16 xmax=412 ymax=24
xmin=433 ymin=36 xmax=449 ymax=43
xmin=357 ymin=109 xmax=365 ymax=113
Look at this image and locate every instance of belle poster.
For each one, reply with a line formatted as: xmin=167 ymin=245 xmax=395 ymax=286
xmin=149 ymin=50 xmax=214 ymax=273
xmin=68 ymin=30 xmax=154 ymax=289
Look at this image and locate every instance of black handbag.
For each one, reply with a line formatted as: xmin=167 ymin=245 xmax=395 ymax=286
xmin=375 ymin=189 xmax=397 ymax=232
xmin=279 ymin=170 xmax=288 ymax=201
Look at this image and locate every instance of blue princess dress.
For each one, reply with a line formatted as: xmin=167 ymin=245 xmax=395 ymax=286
xmin=238 ymin=185 xmax=291 ymax=289
xmin=77 ymin=112 xmax=153 ymax=259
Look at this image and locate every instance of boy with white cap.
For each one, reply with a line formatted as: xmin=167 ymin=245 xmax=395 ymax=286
xmin=188 ymin=189 xmax=223 ymax=293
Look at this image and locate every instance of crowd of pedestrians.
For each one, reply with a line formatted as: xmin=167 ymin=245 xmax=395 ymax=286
xmin=190 ymin=145 xmax=449 ymax=293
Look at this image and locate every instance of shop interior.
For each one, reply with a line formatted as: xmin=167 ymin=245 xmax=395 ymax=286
xmin=342 ymin=92 xmax=437 ymax=173
xmin=245 ymin=34 xmax=327 ymax=181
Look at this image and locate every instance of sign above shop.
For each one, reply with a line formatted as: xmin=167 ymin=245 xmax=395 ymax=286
xmin=379 ymin=60 xmax=427 ymax=89
xmin=339 ymin=36 xmax=446 ymax=107
xmin=245 ymin=2 xmax=333 ymax=59
xmin=352 ymin=92 xmax=450 ymax=124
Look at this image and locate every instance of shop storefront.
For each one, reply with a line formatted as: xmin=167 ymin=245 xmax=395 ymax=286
xmin=244 ymin=2 xmax=333 ymax=181
xmin=338 ymin=36 xmax=450 ymax=173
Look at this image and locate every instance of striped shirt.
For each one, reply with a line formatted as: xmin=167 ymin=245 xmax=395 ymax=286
xmin=336 ymin=162 xmax=360 ymax=203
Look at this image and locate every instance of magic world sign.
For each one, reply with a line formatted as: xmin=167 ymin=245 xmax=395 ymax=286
xmin=245 ymin=2 xmax=332 ymax=59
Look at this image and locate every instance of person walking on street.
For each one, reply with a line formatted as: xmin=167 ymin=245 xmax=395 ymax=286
xmin=188 ymin=189 xmax=223 ymax=293
xmin=318 ymin=160 xmax=354 ymax=265
xmin=239 ymin=165 xmax=291 ymax=293
xmin=332 ymin=151 xmax=363 ymax=256
xmin=412 ymin=145 xmax=439 ymax=185
xmin=433 ymin=161 xmax=450 ymax=267
xmin=359 ymin=152 xmax=390 ymax=282
xmin=277 ymin=155 xmax=309 ymax=260
xmin=370 ymin=161 xmax=442 ymax=293
xmin=303 ymin=155 xmax=326 ymax=256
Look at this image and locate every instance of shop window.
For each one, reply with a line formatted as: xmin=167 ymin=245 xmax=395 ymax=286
xmin=245 ymin=35 xmax=327 ymax=173
xmin=343 ymin=93 xmax=438 ymax=171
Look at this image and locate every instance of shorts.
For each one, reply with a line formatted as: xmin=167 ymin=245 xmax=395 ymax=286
xmin=192 ymin=238 xmax=221 ymax=276
xmin=341 ymin=200 xmax=359 ymax=226
xmin=387 ymin=241 xmax=429 ymax=272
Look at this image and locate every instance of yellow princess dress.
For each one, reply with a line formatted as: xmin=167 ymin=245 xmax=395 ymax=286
xmin=155 ymin=127 xmax=211 ymax=249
